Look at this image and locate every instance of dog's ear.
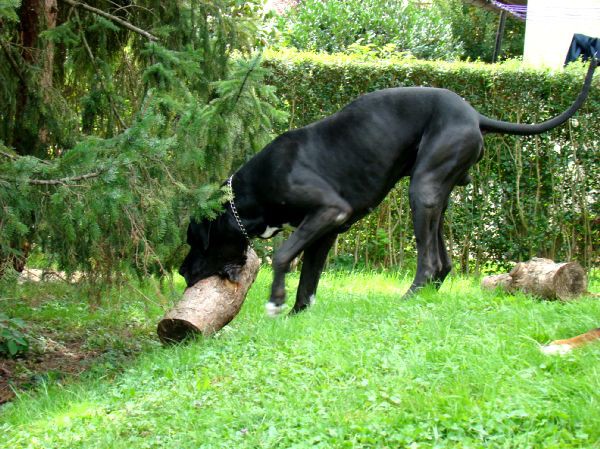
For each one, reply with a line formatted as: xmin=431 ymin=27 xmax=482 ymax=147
xmin=187 ymin=219 xmax=211 ymax=251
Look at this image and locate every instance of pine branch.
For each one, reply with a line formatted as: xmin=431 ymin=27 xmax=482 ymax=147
xmin=28 ymin=171 xmax=102 ymax=185
xmin=76 ymin=10 xmax=127 ymax=129
xmin=0 ymin=149 xmax=52 ymax=165
xmin=0 ymin=171 xmax=103 ymax=186
xmin=0 ymin=38 xmax=27 ymax=86
xmin=59 ymin=0 xmax=159 ymax=42
xmin=232 ymin=56 xmax=261 ymax=109
xmin=0 ymin=150 xmax=17 ymax=160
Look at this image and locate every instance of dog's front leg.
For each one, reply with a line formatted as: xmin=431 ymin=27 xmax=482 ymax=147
xmin=291 ymin=232 xmax=338 ymax=314
xmin=266 ymin=206 xmax=350 ymax=316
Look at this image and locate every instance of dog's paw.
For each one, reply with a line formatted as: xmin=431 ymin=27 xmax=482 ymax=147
xmin=265 ymin=302 xmax=286 ymax=317
xmin=540 ymin=343 xmax=572 ymax=356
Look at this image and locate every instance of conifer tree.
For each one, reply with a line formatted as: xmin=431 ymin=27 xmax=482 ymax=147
xmin=0 ymin=0 xmax=286 ymax=279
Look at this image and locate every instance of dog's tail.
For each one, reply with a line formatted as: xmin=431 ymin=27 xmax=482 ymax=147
xmin=478 ymin=58 xmax=597 ymax=136
xmin=541 ymin=327 xmax=600 ymax=355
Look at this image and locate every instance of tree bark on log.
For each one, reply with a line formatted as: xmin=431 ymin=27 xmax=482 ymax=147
xmin=481 ymin=257 xmax=588 ymax=300
xmin=157 ymin=248 xmax=260 ymax=343
xmin=481 ymin=273 xmax=512 ymax=291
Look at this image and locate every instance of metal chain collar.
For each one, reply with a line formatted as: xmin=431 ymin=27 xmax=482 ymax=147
xmin=227 ymin=175 xmax=254 ymax=249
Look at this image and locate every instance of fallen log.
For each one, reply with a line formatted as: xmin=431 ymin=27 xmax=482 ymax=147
xmin=157 ymin=248 xmax=260 ymax=344
xmin=481 ymin=257 xmax=588 ymax=300
xmin=481 ymin=273 xmax=512 ymax=291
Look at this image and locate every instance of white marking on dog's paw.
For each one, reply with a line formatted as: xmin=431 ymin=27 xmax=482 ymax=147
xmin=265 ymin=302 xmax=285 ymax=317
xmin=309 ymin=294 xmax=316 ymax=306
xmin=540 ymin=343 xmax=572 ymax=355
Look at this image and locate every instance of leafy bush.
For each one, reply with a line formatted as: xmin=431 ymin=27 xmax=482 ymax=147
xmin=263 ymin=49 xmax=599 ymax=271
xmin=274 ymin=0 xmax=524 ymax=63
xmin=0 ymin=313 xmax=29 ymax=357
xmin=275 ymin=0 xmax=463 ymax=60
xmin=437 ymin=0 xmax=525 ymax=62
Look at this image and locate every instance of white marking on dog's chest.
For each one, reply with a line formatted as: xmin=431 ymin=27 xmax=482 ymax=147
xmin=260 ymin=226 xmax=282 ymax=239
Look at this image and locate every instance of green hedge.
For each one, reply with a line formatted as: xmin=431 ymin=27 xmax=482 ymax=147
xmin=263 ymin=49 xmax=599 ymax=271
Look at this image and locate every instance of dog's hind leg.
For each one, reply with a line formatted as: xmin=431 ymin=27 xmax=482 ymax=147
xmin=405 ymin=131 xmax=482 ymax=296
xmin=406 ymin=176 xmax=450 ymax=295
xmin=434 ymin=172 xmax=472 ymax=284
xmin=291 ymin=232 xmax=338 ymax=314
xmin=433 ymin=198 xmax=455 ymax=287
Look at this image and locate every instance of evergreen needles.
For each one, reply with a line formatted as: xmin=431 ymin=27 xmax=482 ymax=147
xmin=0 ymin=1 xmax=286 ymax=279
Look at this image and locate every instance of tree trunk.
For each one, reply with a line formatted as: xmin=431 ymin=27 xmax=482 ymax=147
xmin=157 ymin=249 xmax=260 ymax=343
xmin=482 ymin=257 xmax=588 ymax=300
xmin=40 ymin=0 xmax=57 ymax=95
xmin=38 ymin=0 xmax=57 ymax=145
xmin=14 ymin=0 xmax=56 ymax=156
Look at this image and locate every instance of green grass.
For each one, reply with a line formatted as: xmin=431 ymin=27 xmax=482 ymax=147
xmin=1 ymin=270 xmax=599 ymax=448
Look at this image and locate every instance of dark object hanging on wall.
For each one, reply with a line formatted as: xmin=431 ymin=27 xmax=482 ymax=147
xmin=564 ymin=33 xmax=600 ymax=65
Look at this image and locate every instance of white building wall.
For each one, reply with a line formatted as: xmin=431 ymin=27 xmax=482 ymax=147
xmin=523 ymin=0 xmax=600 ymax=68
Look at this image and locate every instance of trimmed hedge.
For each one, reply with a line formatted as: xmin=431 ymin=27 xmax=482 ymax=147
xmin=263 ymin=49 xmax=599 ymax=271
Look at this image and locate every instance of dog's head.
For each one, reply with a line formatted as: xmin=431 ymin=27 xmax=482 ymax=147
xmin=179 ymin=213 xmax=248 ymax=287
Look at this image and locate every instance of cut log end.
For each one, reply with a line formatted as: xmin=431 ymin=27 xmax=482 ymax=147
xmin=553 ymin=263 xmax=587 ymax=300
xmin=157 ymin=248 xmax=260 ymax=344
xmin=157 ymin=318 xmax=200 ymax=344
xmin=482 ymin=258 xmax=588 ymax=301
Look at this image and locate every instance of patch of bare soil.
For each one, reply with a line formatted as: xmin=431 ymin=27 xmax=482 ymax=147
xmin=0 ymin=332 xmax=102 ymax=404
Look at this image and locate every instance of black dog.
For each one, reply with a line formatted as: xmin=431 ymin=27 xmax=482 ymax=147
xmin=180 ymin=60 xmax=597 ymax=316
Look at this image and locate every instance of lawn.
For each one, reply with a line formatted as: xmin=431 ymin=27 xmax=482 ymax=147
xmin=1 ymin=269 xmax=599 ymax=448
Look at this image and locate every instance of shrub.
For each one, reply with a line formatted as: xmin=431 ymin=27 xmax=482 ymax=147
xmin=0 ymin=313 xmax=29 ymax=357
xmin=437 ymin=0 xmax=526 ymax=62
xmin=275 ymin=0 xmax=462 ymax=61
